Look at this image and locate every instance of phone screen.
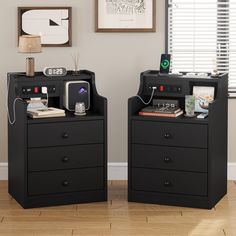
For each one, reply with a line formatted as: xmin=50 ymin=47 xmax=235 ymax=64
xmin=160 ymin=54 xmax=171 ymax=74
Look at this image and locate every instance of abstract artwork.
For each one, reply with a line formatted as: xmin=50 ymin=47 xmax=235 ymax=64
xmin=18 ymin=7 xmax=72 ymax=47
xmin=96 ymin=0 xmax=156 ymax=32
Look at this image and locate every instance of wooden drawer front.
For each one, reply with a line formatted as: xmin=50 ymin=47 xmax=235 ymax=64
xmin=132 ymin=121 xmax=207 ymax=148
xmin=28 ymin=168 xmax=104 ymax=195
xmin=132 ymin=168 xmax=207 ymax=196
xmin=28 ymin=144 xmax=104 ymax=172
xmin=132 ymin=145 xmax=207 ymax=172
xmin=28 ymin=121 xmax=103 ymax=148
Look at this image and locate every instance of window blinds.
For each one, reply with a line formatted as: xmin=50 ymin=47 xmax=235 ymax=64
xmin=168 ymin=0 xmax=236 ymax=89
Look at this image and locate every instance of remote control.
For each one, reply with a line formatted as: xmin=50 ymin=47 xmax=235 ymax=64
xmin=197 ymin=113 xmax=208 ymax=119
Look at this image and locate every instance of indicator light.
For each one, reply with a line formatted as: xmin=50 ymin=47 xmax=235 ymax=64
xmin=160 ymin=85 xmax=164 ymax=92
xmin=34 ymin=87 xmax=39 ymax=93
xmin=79 ymin=87 xmax=87 ymax=94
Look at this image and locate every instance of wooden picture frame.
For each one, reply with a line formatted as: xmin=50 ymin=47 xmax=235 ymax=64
xmin=95 ymin=0 xmax=156 ymax=32
xmin=18 ymin=7 xmax=72 ymax=47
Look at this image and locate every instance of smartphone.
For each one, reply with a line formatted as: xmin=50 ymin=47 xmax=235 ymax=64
xmin=160 ymin=54 xmax=171 ymax=74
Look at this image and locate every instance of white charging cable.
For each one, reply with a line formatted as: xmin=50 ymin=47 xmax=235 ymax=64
xmin=7 ymin=79 xmax=23 ymax=125
xmin=41 ymin=86 xmax=48 ymax=107
xmin=7 ymin=98 xmax=23 ymax=125
xmin=7 ymin=83 xmax=49 ymax=125
xmin=136 ymin=87 xmax=157 ymax=105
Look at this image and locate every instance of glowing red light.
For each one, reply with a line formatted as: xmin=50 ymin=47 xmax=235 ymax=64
xmin=160 ymin=85 xmax=164 ymax=92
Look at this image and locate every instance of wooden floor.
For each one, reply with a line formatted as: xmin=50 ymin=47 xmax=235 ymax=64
xmin=0 ymin=181 xmax=236 ymax=236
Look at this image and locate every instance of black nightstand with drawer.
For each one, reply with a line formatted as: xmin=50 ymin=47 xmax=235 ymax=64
xmin=8 ymin=70 xmax=107 ymax=208
xmin=128 ymin=70 xmax=228 ymax=209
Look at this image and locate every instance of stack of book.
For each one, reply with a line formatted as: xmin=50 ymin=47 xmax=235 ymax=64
xmin=27 ymin=107 xmax=66 ymax=119
xmin=139 ymin=106 xmax=183 ymax=118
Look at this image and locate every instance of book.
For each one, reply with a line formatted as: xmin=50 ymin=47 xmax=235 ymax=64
xmin=141 ymin=106 xmax=181 ymax=114
xmin=27 ymin=107 xmax=65 ymax=116
xmin=27 ymin=107 xmax=65 ymax=119
xmin=28 ymin=113 xmax=66 ymax=119
xmin=193 ymin=86 xmax=215 ymax=113
xmin=139 ymin=110 xmax=183 ymax=118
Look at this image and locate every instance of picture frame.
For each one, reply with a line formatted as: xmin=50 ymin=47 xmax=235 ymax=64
xmin=95 ymin=0 xmax=156 ymax=32
xmin=193 ymin=86 xmax=215 ymax=113
xmin=18 ymin=7 xmax=72 ymax=47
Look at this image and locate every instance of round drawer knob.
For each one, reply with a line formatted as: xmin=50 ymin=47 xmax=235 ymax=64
xmin=62 ymin=181 xmax=69 ymax=187
xmin=164 ymin=133 xmax=171 ymax=139
xmin=62 ymin=133 xmax=69 ymax=139
xmin=62 ymin=156 xmax=69 ymax=163
xmin=164 ymin=181 xmax=172 ymax=187
xmin=164 ymin=157 xmax=171 ymax=163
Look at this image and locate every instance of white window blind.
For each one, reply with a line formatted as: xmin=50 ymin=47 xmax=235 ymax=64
xmin=168 ymin=0 xmax=236 ymax=89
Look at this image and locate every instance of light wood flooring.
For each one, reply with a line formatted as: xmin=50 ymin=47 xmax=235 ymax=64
xmin=0 ymin=181 xmax=236 ymax=236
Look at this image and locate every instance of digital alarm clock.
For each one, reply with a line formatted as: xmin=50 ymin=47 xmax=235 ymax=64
xmin=43 ymin=67 xmax=67 ymax=77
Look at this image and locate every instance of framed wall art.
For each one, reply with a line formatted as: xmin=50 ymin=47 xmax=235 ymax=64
xmin=95 ymin=0 xmax=156 ymax=32
xmin=18 ymin=7 xmax=72 ymax=47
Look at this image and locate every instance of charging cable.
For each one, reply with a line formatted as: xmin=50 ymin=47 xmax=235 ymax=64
xmin=6 ymin=79 xmax=23 ymax=125
xmin=7 ymin=84 xmax=49 ymax=125
xmin=7 ymin=98 xmax=23 ymax=125
xmin=41 ymin=86 xmax=48 ymax=107
xmin=136 ymin=87 xmax=157 ymax=105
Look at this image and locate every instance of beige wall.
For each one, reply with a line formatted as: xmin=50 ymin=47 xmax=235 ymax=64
xmin=0 ymin=0 xmax=165 ymax=162
xmin=1 ymin=0 xmax=235 ymax=163
xmin=228 ymin=100 xmax=236 ymax=162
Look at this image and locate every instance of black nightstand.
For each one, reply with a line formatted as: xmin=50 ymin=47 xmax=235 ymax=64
xmin=128 ymin=70 xmax=228 ymax=209
xmin=8 ymin=70 xmax=107 ymax=208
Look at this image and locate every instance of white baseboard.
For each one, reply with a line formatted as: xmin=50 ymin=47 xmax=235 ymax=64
xmin=228 ymin=163 xmax=236 ymax=180
xmin=108 ymin=162 xmax=127 ymax=180
xmin=0 ymin=163 xmax=8 ymax=180
xmin=0 ymin=162 xmax=236 ymax=180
